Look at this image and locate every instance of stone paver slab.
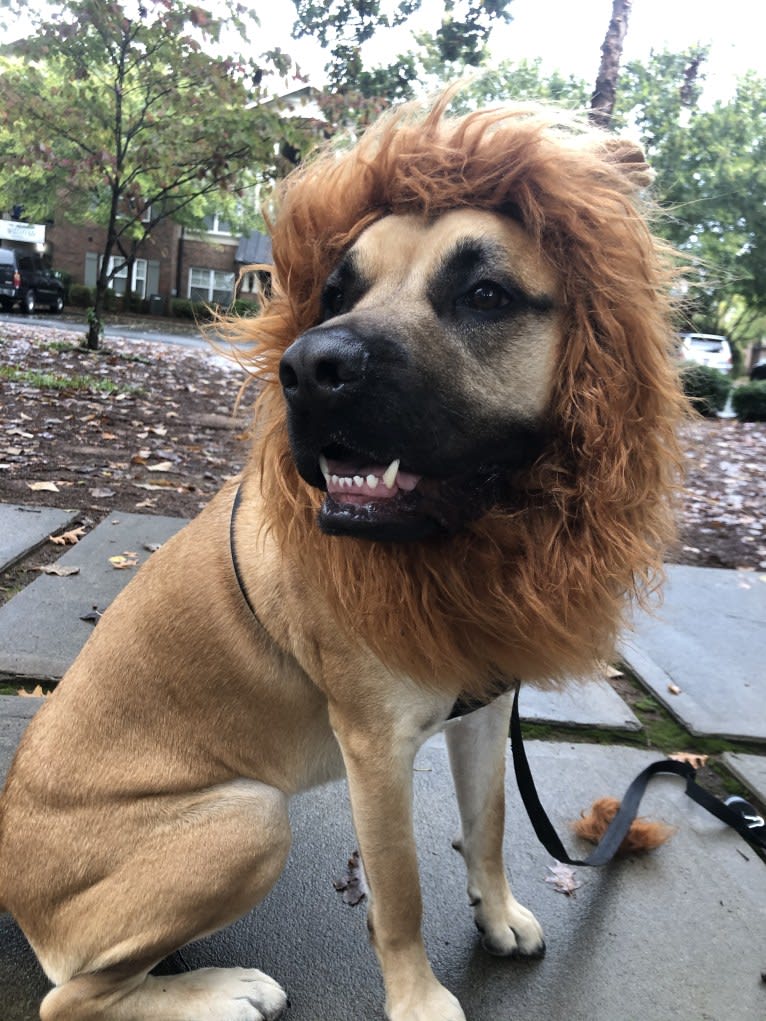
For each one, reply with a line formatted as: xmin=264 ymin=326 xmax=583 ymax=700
xmin=520 ymin=678 xmax=640 ymax=731
xmin=2 ymin=730 xmax=762 ymax=1020
xmin=621 ymin=564 xmax=766 ymax=742
xmin=0 ymin=696 xmax=43 ymax=782
xmin=722 ymin=751 xmax=766 ymax=806
xmin=0 ymin=504 xmax=80 ymax=573
xmin=0 ymin=512 xmax=187 ymax=681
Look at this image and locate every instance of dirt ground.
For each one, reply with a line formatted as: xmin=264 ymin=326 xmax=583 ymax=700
xmin=2 ymin=318 xmax=765 ymax=575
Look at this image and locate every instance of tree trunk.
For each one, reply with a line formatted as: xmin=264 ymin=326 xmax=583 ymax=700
xmin=590 ymin=0 xmax=632 ymax=128
xmin=87 ymin=257 xmax=112 ymax=350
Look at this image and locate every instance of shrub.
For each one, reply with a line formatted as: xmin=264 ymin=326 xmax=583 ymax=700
xmin=731 ymin=381 xmax=766 ymax=421
xmin=230 ymin=298 xmax=260 ymax=317
xmin=68 ymin=283 xmax=92 ymax=308
xmin=170 ymin=298 xmax=239 ymax=321
xmin=171 ymin=298 xmax=197 ymax=319
xmin=680 ymin=363 xmax=731 ymax=417
xmin=126 ymin=291 xmax=149 ymax=315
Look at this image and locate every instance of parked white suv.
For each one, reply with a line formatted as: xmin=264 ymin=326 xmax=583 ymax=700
xmin=679 ymin=333 xmax=733 ymax=374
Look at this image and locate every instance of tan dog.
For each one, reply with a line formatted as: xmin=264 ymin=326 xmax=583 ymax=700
xmin=0 ymin=95 xmax=684 ymax=1021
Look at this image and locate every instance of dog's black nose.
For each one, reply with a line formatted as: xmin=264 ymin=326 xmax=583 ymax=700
xmin=279 ymin=327 xmax=369 ymax=406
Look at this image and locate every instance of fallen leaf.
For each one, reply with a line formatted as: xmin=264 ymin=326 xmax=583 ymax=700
xmin=667 ymin=682 xmax=682 ymax=696
xmin=133 ymin=480 xmax=189 ymax=491
xmin=89 ymin=487 xmax=116 ymax=499
xmin=147 ymin=460 xmax=174 ymax=472
xmin=545 ymin=861 xmax=581 ymax=897
xmin=27 ymin=480 xmax=60 ymax=493
xmin=109 ymin=553 xmax=139 ymax=570
xmin=49 ymin=526 xmax=86 ymax=546
xmin=32 ymin=564 xmax=80 ymax=576
xmin=333 ymin=850 xmax=368 ymax=906
xmin=668 ymin=751 xmax=709 ymax=770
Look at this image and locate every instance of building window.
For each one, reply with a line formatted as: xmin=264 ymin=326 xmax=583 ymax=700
xmin=202 ymin=212 xmax=232 ymax=236
xmin=103 ymin=257 xmax=148 ymax=298
xmin=188 ymin=267 xmax=234 ymax=304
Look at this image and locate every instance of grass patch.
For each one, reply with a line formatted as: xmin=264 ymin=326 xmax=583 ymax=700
xmin=43 ymin=340 xmax=80 ymax=354
xmin=0 ymin=681 xmax=56 ymax=697
xmin=0 ymin=365 xmax=123 ymax=393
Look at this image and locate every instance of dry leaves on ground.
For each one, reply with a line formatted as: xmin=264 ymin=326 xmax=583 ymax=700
xmin=545 ymin=862 xmax=582 ymax=897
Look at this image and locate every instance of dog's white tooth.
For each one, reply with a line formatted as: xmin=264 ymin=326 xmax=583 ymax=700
xmin=331 ymin=474 xmax=340 ymax=486
xmin=382 ymin=459 xmax=400 ymax=489
xmin=353 ymin=475 xmax=364 ymax=487
xmin=366 ymin=474 xmax=379 ymax=489
xmin=319 ymin=454 xmax=330 ymax=479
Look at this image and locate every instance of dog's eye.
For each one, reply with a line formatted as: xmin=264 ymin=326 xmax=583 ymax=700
xmin=462 ymin=281 xmax=511 ymax=312
xmin=323 ymin=285 xmax=345 ymax=318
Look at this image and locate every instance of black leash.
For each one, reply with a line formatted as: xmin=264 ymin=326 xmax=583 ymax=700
xmin=510 ymin=686 xmax=766 ymax=864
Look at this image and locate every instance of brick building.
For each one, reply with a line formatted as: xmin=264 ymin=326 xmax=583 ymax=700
xmin=42 ymin=212 xmax=269 ymax=309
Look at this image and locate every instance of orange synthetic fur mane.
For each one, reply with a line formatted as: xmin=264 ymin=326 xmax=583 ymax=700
xmin=223 ymin=91 xmax=686 ymax=698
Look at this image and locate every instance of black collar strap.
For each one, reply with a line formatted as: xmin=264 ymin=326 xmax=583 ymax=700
xmin=230 ymin=482 xmax=261 ymax=621
xmin=510 ymin=686 xmax=765 ymax=864
xmin=448 ymin=692 xmax=501 ymax=720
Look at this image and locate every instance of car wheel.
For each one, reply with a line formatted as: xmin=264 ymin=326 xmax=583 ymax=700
xmin=22 ymin=290 xmax=35 ymax=314
xmin=51 ymin=294 xmax=64 ymax=313
xmin=0 ymin=299 xmax=11 ymax=313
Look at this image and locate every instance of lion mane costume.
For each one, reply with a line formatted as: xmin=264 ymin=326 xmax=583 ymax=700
xmin=231 ymin=93 xmax=685 ymax=698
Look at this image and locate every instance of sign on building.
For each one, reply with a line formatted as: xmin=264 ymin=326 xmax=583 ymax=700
xmin=0 ymin=220 xmax=46 ymax=245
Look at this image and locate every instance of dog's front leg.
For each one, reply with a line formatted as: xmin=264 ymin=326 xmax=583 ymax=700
xmin=331 ymin=702 xmax=466 ymax=1021
xmin=446 ymin=692 xmax=545 ymax=958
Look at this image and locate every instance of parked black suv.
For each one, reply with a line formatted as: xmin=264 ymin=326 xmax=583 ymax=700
xmin=0 ymin=247 xmax=66 ymax=314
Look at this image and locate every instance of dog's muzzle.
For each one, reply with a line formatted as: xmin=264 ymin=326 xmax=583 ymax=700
xmin=279 ymin=324 xmax=544 ymax=542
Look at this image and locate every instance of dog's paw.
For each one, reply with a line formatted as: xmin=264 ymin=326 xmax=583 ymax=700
xmin=387 ymin=982 xmax=466 ymax=1021
xmin=159 ymin=967 xmax=288 ymax=1021
xmin=473 ymin=895 xmax=545 ymax=958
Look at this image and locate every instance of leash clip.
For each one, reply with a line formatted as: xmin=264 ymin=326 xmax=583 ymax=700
xmin=724 ymin=796 xmax=765 ymax=831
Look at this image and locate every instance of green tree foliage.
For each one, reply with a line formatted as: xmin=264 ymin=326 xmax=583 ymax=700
xmin=296 ymin=0 xmax=514 ymax=129
xmin=613 ymin=52 xmax=766 ymax=346
xmin=423 ymin=59 xmax=589 ymax=112
xmin=0 ymin=0 xmax=304 ymax=347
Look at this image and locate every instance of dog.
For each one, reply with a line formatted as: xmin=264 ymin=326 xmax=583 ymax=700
xmin=0 ymin=93 xmax=685 ymax=1021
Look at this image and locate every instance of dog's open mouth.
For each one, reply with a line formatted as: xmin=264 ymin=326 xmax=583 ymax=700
xmin=314 ymin=447 xmax=502 ymax=541
xmin=321 ymin=453 xmax=421 ymax=503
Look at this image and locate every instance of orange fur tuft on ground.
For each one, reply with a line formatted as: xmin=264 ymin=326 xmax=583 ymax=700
xmin=573 ymin=797 xmax=676 ymax=855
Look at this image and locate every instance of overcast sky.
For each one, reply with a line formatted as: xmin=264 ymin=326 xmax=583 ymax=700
xmin=7 ymin=1 xmax=765 ymax=101
xmin=265 ymin=0 xmax=765 ymax=101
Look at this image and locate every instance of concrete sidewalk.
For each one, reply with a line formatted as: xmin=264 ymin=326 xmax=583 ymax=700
xmin=0 ymin=502 xmax=764 ymax=1019
xmin=0 ymin=714 xmax=763 ymax=1021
